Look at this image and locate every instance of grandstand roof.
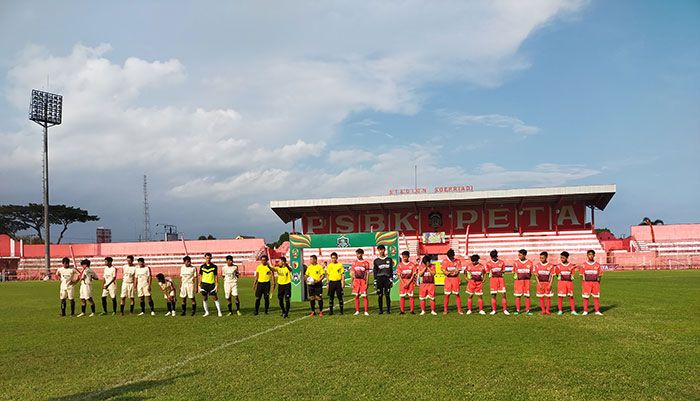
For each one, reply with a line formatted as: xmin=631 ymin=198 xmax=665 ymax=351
xmin=270 ymin=184 xmax=616 ymax=223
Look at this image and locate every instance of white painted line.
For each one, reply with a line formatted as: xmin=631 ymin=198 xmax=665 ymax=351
xmin=74 ymin=298 xmax=356 ymax=400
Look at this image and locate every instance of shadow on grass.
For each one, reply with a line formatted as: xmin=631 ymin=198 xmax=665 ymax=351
xmin=48 ymin=372 xmax=195 ymax=401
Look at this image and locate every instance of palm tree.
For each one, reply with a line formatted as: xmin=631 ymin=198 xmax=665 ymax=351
xmin=639 ymin=217 xmax=664 ymax=243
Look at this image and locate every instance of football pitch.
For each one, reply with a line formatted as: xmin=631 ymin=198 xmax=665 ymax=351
xmin=1 ymin=270 xmax=698 ymax=401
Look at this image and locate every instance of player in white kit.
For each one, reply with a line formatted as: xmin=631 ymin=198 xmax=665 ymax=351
xmin=56 ymin=257 xmax=77 ymax=316
xmin=156 ymin=273 xmax=177 ymax=316
xmin=77 ymin=259 xmax=99 ymax=317
xmin=101 ymin=257 xmax=118 ymax=315
xmin=222 ymin=255 xmax=241 ymax=316
xmin=135 ymin=257 xmax=155 ymax=316
xmin=120 ymin=255 xmax=137 ymax=315
xmin=179 ymin=256 xmax=198 ymax=316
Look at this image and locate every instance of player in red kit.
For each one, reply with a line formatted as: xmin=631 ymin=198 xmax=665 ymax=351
xmin=512 ymin=249 xmax=534 ymax=315
xmin=418 ymin=256 xmax=437 ymax=315
xmin=555 ymin=251 xmax=578 ymax=315
xmin=534 ymin=252 xmax=555 ymax=315
xmin=465 ymin=254 xmax=486 ymax=315
xmin=351 ymin=249 xmax=371 ymax=316
xmin=581 ymin=250 xmax=604 ymax=316
xmin=486 ymin=250 xmax=509 ymax=315
xmin=441 ymin=249 xmax=463 ymax=315
xmin=397 ymin=251 xmax=417 ymax=315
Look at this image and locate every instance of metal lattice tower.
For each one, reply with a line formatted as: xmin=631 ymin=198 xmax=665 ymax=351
xmin=143 ymin=174 xmax=151 ymax=241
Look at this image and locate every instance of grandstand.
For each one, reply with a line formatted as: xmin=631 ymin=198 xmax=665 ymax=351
xmin=271 ymin=185 xmax=615 ymax=265
xmin=0 ymin=234 xmax=267 ymax=280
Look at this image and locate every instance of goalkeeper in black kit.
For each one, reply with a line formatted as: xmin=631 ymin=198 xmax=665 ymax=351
xmin=373 ymin=245 xmax=394 ymax=314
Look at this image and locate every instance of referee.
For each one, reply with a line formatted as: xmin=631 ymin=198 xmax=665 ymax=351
xmin=373 ymin=245 xmax=394 ymax=314
xmin=253 ymin=255 xmax=275 ymax=315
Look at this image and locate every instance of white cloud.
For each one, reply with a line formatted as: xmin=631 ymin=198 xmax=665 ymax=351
xmin=445 ymin=112 xmax=541 ymax=135
xmin=0 ymin=1 xmax=590 ymax=239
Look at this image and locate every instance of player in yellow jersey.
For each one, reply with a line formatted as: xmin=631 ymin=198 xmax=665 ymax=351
xmin=326 ymin=252 xmax=346 ymax=315
xmin=200 ymin=253 xmax=222 ymax=317
xmin=270 ymin=256 xmax=292 ymax=318
xmin=304 ymin=255 xmax=326 ymax=317
xmin=253 ymin=255 xmax=275 ymax=315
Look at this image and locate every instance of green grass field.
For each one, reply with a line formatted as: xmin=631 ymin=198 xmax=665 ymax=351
xmin=1 ymin=270 xmax=698 ymax=401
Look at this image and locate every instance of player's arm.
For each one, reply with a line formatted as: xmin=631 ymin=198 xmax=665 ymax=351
xmin=270 ymin=268 xmax=276 ymax=291
xmin=253 ymin=270 xmax=258 ymax=289
xmin=214 ymin=266 xmax=219 ymax=293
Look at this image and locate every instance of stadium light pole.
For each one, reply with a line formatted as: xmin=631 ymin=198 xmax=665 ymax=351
xmin=29 ymin=89 xmax=63 ymax=278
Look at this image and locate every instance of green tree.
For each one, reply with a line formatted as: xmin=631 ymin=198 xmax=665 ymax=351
xmin=267 ymin=231 xmax=289 ymax=249
xmin=0 ymin=204 xmax=99 ymax=243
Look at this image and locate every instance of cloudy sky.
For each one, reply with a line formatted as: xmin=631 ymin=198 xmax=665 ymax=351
xmin=1 ymin=1 xmax=698 ymax=243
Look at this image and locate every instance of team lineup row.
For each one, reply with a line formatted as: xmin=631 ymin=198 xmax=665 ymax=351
xmin=55 ymin=246 xmax=605 ymax=318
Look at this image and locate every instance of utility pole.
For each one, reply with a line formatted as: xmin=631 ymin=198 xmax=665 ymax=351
xmin=143 ymin=175 xmax=151 ymax=241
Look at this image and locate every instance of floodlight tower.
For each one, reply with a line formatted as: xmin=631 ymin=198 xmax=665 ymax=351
xmin=29 ymin=89 xmax=63 ymax=277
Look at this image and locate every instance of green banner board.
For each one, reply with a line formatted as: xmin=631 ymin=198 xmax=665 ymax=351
xmin=288 ymin=232 xmax=400 ymax=301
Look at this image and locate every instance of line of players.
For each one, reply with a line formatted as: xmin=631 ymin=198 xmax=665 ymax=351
xmin=56 ymin=252 xmax=243 ymax=317
xmin=304 ymin=245 xmax=604 ymax=317
xmin=55 ymin=246 xmax=604 ymax=317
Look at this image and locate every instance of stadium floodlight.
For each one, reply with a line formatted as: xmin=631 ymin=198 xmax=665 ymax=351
xmin=29 ymin=89 xmax=63 ymax=278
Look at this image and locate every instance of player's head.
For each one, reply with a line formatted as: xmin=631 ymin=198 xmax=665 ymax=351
xmin=279 ymin=256 xmax=287 ymax=265
xmin=539 ymin=251 xmax=548 ymax=263
xmin=204 ymin=252 xmax=212 ymax=262
xmin=489 ymin=249 xmax=498 ymax=260
xmin=355 ymin=249 xmax=364 ymax=259
xmin=225 ymin=255 xmax=233 ymax=265
xmin=446 ymin=249 xmax=455 ymax=259
xmin=518 ymin=249 xmax=527 ymax=260
xmin=421 ymin=255 xmax=432 ymax=266
xmin=260 ymin=255 xmax=269 ymax=265
xmin=310 ymin=255 xmax=318 ymax=263
xmin=560 ymin=251 xmax=569 ymax=263
xmin=137 ymin=257 xmax=145 ymax=267
xmin=587 ymin=249 xmax=595 ymax=261
xmin=126 ymin=255 xmax=134 ymax=264
xmin=330 ymin=252 xmax=338 ymax=262
xmin=401 ymin=250 xmax=410 ymax=262
xmin=61 ymin=257 xmax=70 ymax=267
xmin=376 ymin=245 xmax=386 ymax=256
xmin=104 ymin=256 xmax=113 ymax=266
xmin=470 ymin=254 xmax=480 ymax=264
xmin=80 ymin=259 xmax=90 ymax=267
xmin=183 ymin=255 xmax=191 ymax=266
xmin=155 ymin=273 xmax=165 ymax=283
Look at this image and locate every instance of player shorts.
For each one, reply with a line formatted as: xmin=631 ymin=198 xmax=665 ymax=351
xmin=200 ymin=282 xmax=217 ymax=296
xmin=137 ymin=284 xmax=151 ymax=298
xmin=443 ymin=276 xmax=461 ymax=295
xmin=224 ymin=280 xmax=239 ymax=298
xmin=352 ymin=278 xmax=368 ymax=296
xmin=163 ymin=290 xmax=176 ymax=300
xmin=399 ymin=280 xmax=416 ymax=297
xmin=419 ymin=283 xmax=436 ymax=300
xmin=101 ymin=284 xmax=116 ymax=298
xmin=582 ymin=281 xmax=600 ymax=298
xmin=80 ymin=284 xmax=93 ymax=300
xmin=376 ymin=276 xmax=392 ymax=293
xmin=180 ymin=283 xmax=195 ymax=299
xmin=327 ymin=280 xmax=343 ymax=297
xmin=557 ymin=281 xmax=574 ymax=297
xmin=308 ymin=283 xmax=323 ymax=298
xmin=466 ymin=280 xmax=483 ymax=296
xmin=489 ymin=277 xmax=506 ymax=294
xmin=59 ymin=284 xmax=74 ymax=300
xmin=278 ymin=283 xmax=291 ymax=299
xmin=514 ymin=279 xmax=531 ymax=297
xmin=536 ymin=282 xmax=553 ymax=297
xmin=120 ymin=282 xmax=135 ymax=298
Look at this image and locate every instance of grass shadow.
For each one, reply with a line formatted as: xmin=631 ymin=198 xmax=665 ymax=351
xmin=48 ymin=372 xmax=195 ymax=401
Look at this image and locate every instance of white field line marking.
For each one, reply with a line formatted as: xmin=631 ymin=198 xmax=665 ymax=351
xmin=74 ymin=298 xmax=357 ymax=400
